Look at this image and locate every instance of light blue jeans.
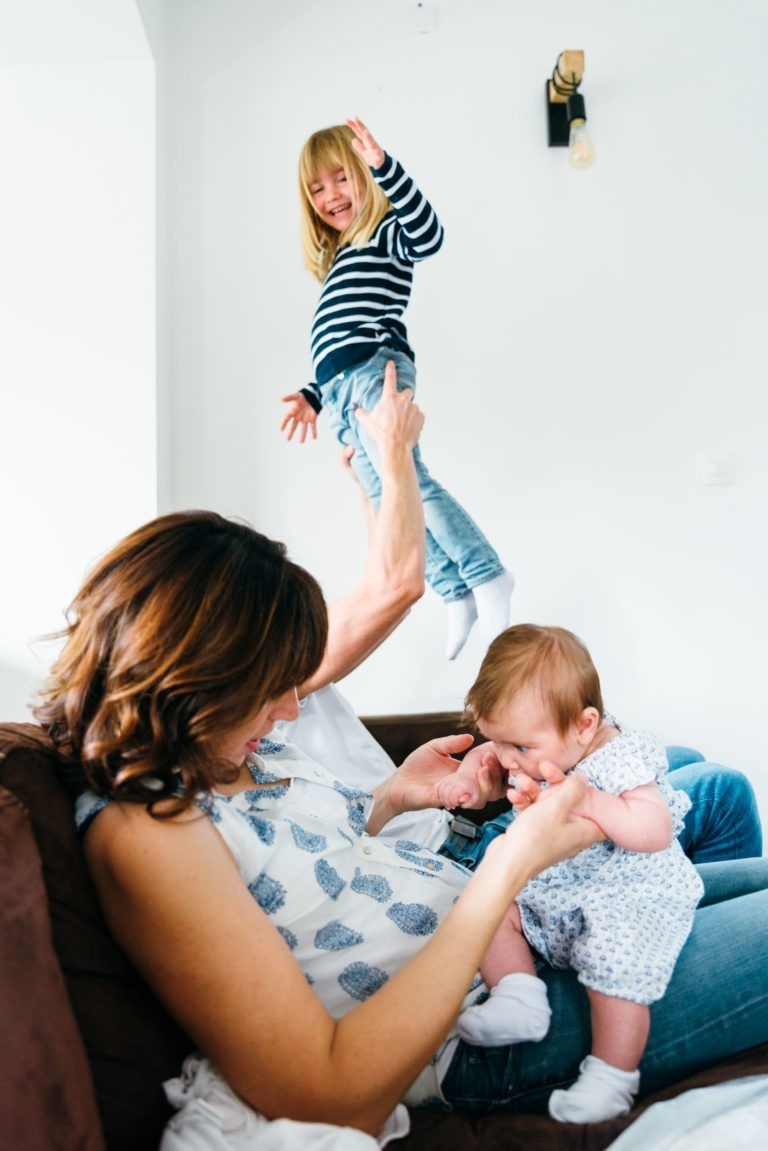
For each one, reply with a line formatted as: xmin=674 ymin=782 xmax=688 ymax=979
xmin=323 ymin=346 xmax=505 ymax=602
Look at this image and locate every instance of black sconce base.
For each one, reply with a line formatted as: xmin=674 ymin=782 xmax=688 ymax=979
xmin=546 ymin=80 xmax=570 ymax=146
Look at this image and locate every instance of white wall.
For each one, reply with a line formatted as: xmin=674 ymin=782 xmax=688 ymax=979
xmin=4 ymin=0 xmax=767 ymax=833
xmin=0 ymin=0 xmax=156 ymax=719
xmin=157 ymin=0 xmax=768 ymax=825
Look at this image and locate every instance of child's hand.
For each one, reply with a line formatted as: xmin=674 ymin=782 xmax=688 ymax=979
xmin=389 ymin=733 xmax=476 ymax=815
xmin=507 ymin=763 xmax=592 ymax=819
xmin=434 ymin=743 xmax=508 ymax=810
xmin=280 ymin=393 xmax=318 ymax=443
xmin=506 ymin=762 xmax=567 ymax=809
xmin=346 ymin=116 xmax=385 ymax=169
xmin=506 ymin=770 xmax=543 ymax=811
xmin=490 ymin=773 xmax=604 ymax=875
xmin=435 ymin=769 xmax=480 ymax=811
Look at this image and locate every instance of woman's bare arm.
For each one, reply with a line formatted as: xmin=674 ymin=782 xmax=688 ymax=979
xmin=298 ymin=362 xmax=425 ymax=695
xmin=509 ymin=764 xmax=672 ymax=853
xmin=84 ymin=778 xmax=600 ymax=1135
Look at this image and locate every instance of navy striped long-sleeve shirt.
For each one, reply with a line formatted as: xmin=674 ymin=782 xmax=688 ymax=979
xmin=301 ymin=153 xmax=444 ymax=411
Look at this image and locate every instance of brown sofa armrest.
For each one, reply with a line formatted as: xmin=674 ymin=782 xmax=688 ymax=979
xmin=0 ymin=785 xmax=105 ymax=1151
xmin=0 ymin=724 xmax=192 ymax=1151
xmin=361 ymin=711 xmax=467 ymax=761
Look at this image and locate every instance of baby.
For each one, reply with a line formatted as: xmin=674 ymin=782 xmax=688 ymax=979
xmin=435 ymin=624 xmax=704 ymax=1123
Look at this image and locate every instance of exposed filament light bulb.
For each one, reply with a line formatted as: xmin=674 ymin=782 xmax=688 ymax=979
xmin=566 ymin=93 xmax=596 ymax=169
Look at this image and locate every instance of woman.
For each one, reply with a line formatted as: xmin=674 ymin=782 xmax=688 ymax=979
xmin=34 ymin=506 xmax=768 ymax=1148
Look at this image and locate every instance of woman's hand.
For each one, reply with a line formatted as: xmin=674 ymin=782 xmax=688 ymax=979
xmin=297 ymin=363 xmax=425 ymax=697
xmin=354 ymin=361 xmax=423 ymax=452
xmin=506 ymin=761 xmax=578 ymax=809
xmin=347 ymin=116 xmax=386 ymax=169
xmin=280 ymin=393 xmax=318 ymax=443
xmin=367 ymin=733 xmax=475 ymax=834
xmin=489 ymin=770 xmax=605 ymax=879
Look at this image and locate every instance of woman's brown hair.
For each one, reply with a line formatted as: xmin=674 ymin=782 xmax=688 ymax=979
xmin=34 ymin=511 xmax=328 ymax=812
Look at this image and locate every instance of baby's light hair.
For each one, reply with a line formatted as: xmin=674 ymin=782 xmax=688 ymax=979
xmin=298 ymin=124 xmax=391 ymax=281
xmin=465 ymin=625 xmax=604 ymax=738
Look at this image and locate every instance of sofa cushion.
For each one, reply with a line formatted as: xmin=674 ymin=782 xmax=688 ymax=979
xmin=0 ymin=725 xmax=192 ymax=1151
xmin=0 ymin=785 xmax=104 ymax=1150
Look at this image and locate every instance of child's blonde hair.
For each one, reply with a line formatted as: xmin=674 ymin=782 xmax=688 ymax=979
xmin=465 ymin=625 xmax=604 ymax=738
xmin=299 ymin=124 xmax=391 ymax=281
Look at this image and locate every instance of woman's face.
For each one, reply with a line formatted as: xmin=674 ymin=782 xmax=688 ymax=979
xmin=212 ymin=687 xmax=300 ymax=766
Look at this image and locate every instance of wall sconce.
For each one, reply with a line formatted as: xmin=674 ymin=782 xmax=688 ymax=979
xmin=546 ymin=50 xmax=596 ymax=169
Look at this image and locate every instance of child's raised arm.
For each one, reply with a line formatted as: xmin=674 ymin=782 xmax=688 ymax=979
xmin=346 ymin=115 xmax=444 ymax=264
xmin=346 ymin=116 xmax=385 ymax=169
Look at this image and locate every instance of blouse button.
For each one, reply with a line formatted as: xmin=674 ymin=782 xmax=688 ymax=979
xmin=363 ymin=845 xmax=372 ymax=855
xmin=313 ymin=768 xmax=323 ymax=777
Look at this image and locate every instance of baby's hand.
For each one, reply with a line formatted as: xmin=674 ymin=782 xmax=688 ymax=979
xmin=492 ymin=772 xmax=605 ymax=873
xmin=280 ymin=393 xmax=318 ymax=443
xmin=507 ymin=762 xmax=590 ymax=815
xmin=434 ymin=743 xmax=508 ymax=810
xmin=346 ymin=116 xmax=386 ymax=169
xmin=390 ymin=733 xmax=475 ymax=815
xmin=435 ymin=769 xmax=481 ymax=811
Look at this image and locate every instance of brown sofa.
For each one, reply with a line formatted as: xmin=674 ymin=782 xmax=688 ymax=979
xmin=2 ymin=714 xmax=767 ymax=1151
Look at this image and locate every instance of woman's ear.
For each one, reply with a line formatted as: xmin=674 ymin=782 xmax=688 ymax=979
xmin=575 ymin=707 xmax=600 ymax=745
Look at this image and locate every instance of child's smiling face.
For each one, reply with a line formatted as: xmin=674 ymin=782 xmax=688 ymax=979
xmin=309 ymin=165 xmax=364 ymax=232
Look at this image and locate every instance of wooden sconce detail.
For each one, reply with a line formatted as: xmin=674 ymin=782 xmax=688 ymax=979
xmin=547 ymin=50 xmax=585 ymax=146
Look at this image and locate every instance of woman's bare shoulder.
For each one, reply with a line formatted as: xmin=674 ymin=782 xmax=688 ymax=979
xmin=83 ymin=795 xmax=235 ymax=898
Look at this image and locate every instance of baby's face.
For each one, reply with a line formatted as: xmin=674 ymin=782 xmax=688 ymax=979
xmin=478 ymin=690 xmax=585 ymax=783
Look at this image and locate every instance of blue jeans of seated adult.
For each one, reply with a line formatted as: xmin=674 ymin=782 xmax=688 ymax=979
xmin=439 ymin=747 xmax=763 ymax=868
xmin=323 ymin=346 xmax=505 ymax=602
xmin=439 ymin=858 xmax=768 ymax=1113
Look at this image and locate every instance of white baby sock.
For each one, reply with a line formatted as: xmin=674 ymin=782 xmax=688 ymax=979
xmin=457 ymin=973 xmax=551 ymax=1046
xmin=445 ymin=592 xmax=478 ymax=660
xmin=472 ymin=571 xmax=515 ymax=648
xmin=548 ymin=1055 xmax=640 ymax=1123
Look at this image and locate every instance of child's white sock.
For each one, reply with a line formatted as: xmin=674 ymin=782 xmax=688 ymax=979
xmin=457 ymin=973 xmax=551 ymax=1046
xmin=445 ymin=592 xmax=478 ymax=660
xmin=472 ymin=570 xmax=515 ymax=648
xmin=548 ymin=1055 xmax=640 ymax=1123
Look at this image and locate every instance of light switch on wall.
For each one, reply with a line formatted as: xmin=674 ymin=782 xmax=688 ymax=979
xmin=701 ymin=453 xmax=735 ymax=486
xmin=409 ymin=3 xmax=438 ymax=33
